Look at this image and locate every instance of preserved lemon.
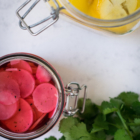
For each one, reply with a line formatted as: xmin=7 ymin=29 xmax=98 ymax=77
xmin=69 ymin=0 xmax=139 ymax=19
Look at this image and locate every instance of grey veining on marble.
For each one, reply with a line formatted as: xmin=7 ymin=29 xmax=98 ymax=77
xmin=0 ymin=0 xmax=140 ymax=140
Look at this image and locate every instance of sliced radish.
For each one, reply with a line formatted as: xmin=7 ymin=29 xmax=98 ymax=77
xmin=6 ymin=68 xmax=18 ymax=72
xmin=0 ymin=72 xmax=20 ymax=105
xmin=29 ymin=113 xmax=47 ymax=131
xmin=10 ymin=59 xmax=32 ymax=73
xmin=36 ymin=65 xmax=51 ymax=83
xmin=10 ymin=69 xmax=35 ymax=98
xmin=33 ymin=83 xmax=58 ymax=113
xmin=2 ymin=98 xmax=33 ymax=133
xmin=48 ymin=107 xmax=57 ymax=119
xmin=26 ymin=99 xmax=43 ymax=122
xmin=0 ymin=102 xmax=18 ymax=120
xmin=0 ymin=67 xmax=4 ymax=72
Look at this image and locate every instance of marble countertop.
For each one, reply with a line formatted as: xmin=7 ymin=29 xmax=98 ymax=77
xmin=0 ymin=0 xmax=140 ymax=140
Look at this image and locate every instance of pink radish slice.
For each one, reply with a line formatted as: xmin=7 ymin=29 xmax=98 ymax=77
xmin=33 ymin=83 xmax=58 ymax=113
xmin=0 ymin=102 xmax=18 ymax=120
xmin=48 ymin=107 xmax=57 ymax=119
xmin=10 ymin=59 xmax=32 ymax=73
xmin=10 ymin=69 xmax=35 ymax=98
xmin=6 ymin=68 xmax=18 ymax=72
xmin=29 ymin=113 xmax=47 ymax=131
xmin=25 ymin=95 xmax=33 ymax=99
xmin=26 ymin=99 xmax=43 ymax=122
xmin=48 ymin=89 xmax=58 ymax=118
xmin=2 ymin=98 xmax=33 ymax=133
xmin=36 ymin=65 xmax=51 ymax=83
xmin=0 ymin=67 xmax=4 ymax=72
xmin=0 ymin=72 xmax=20 ymax=105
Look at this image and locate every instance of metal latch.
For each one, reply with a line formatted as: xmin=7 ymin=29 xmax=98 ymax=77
xmin=16 ymin=0 xmax=63 ymax=36
xmin=63 ymin=82 xmax=87 ymax=117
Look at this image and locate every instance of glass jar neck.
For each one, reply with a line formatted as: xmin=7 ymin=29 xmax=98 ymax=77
xmin=59 ymin=0 xmax=140 ymax=27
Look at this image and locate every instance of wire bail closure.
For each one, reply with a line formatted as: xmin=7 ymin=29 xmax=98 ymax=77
xmin=63 ymin=82 xmax=87 ymax=117
xmin=16 ymin=0 xmax=62 ymax=36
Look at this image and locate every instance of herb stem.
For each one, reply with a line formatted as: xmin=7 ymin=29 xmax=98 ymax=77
xmin=117 ymin=110 xmax=133 ymax=140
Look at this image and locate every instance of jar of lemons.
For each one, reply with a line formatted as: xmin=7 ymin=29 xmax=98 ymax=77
xmin=17 ymin=0 xmax=140 ymax=35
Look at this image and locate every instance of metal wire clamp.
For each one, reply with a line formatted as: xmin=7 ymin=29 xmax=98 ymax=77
xmin=63 ymin=82 xmax=87 ymax=117
xmin=16 ymin=0 xmax=62 ymax=36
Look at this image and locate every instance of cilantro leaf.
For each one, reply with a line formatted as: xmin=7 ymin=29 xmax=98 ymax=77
xmin=59 ymin=136 xmax=65 ymax=140
xmin=117 ymin=92 xmax=139 ymax=106
xmin=105 ymin=113 xmax=123 ymax=135
xmin=132 ymin=101 xmax=140 ymax=115
xmin=121 ymin=105 xmax=136 ymax=121
xmin=101 ymin=99 xmax=123 ymax=115
xmin=134 ymin=134 xmax=140 ymax=140
xmin=130 ymin=119 xmax=140 ymax=136
xmin=59 ymin=117 xmax=79 ymax=133
xmin=91 ymin=114 xmax=109 ymax=133
xmin=114 ymin=129 xmax=132 ymax=140
xmin=91 ymin=131 xmax=106 ymax=140
xmin=69 ymin=122 xmax=89 ymax=139
xmin=77 ymin=98 xmax=98 ymax=119
xmin=45 ymin=136 xmax=57 ymax=140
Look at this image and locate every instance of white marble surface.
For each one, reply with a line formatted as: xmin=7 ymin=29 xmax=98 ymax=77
xmin=0 ymin=0 xmax=140 ymax=140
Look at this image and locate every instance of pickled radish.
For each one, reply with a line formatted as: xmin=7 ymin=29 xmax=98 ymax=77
xmin=0 ymin=102 xmax=18 ymax=120
xmin=0 ymin=59 xmax=58 ymax=133
xmin=36 ymin=65 xmax=51 ymax=83
xmin=33 ymin=83 xmax=58 ymax=113
xmin=27 ymin=62 xmax=37 ymax=74
xmin=26 ymin=99 xmax=43 ymax=121
xmin=2 ymin=98 xmax=33 ymax=133
xmin=6 ymin=68 xmax=18 ymax=72
xmin=48 ymin=107 xmax=57 ymax=119
xmin=0 ymin=72 xmax=20 ymax=105
xmin=10 ymin=60 xmax=32 ymax=73
xmin=10 ymin=69 xmax=35 ymax=98
xmin=29 ymin=113 xmax=47 ymax=131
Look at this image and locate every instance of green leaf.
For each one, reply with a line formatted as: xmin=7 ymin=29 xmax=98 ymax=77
xmin=114 ymin=129 xmax=132 ymax=140
xmin=77 ymin=98 xmax=98 ymax=119
xmin=121 ymin=105 xmax=136 ymax=121
xmin=45 ymin=136 xmax=57 ymax=140
xmin=110 ymin=98 xmax=124 ymax=110
xmin=103 ymin=108 xmax=118 ymax=115
xmin=132 ymin=101 xmax=140 ymax=115
xmin=63 ymin=132 xmax=73 ymax=140
xmin=59 ymin=117 xmax=79 ymax=133
xmin=69 ymin=122 xmax=89 ymax=139
xmin=117 ymin=92 xmax=139 ymax=106
xmin=130 ymin=119 xmax=140 ymax=136
xmin=134 ymin=134 xmax=140 ymax=140
xmin=91 ymin=114 xmax=109 ymax=133
xmin=105 ymin=113 xmax=123 ymax=135
xmin=101 ymin=99 xmax=123 ymax=115
xmin=59 ymin=136 xmax=65 ymax=140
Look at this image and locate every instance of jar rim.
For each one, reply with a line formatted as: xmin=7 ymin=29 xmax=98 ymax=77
xmin=0 ymin=53 xmax=65 ymax=140
xmin=59 ymin=0 xmax=140 ymax=27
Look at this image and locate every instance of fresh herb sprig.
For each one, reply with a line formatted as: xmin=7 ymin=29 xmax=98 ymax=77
xmin=45 ymin=92 xmax=140 ymax=140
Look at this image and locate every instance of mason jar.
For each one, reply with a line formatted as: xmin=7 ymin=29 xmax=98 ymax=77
xmin=16 ymin=0 xmax=140 ymax=36
xmin=0 ymin=53 xmax=87 ymax=139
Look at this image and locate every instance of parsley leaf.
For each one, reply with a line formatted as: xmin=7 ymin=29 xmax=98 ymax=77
xmin=117 ymin=92 xmax=139 ymax=106
xmin=132 ymin=101 xmax=140 ymax=115
xmin=59 ymin=136 xmax=65 ymax=140
xmin=91 ymin=114 xmax=109 ymax=133
xmin=69 ymin=122 xmax=89 ymax=139
xmin=114 ymin=129 xmax=132 ymax=140
xmin=45 ymin=136 xmax=57 ymax=140
xmin=59 ymin=117 xmax=79 ymax=133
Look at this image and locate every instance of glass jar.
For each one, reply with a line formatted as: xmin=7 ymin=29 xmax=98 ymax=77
xmin=16 ymin=0 xmax=140 ymax=36
xmin=0 ymin=53 xmax=87 ymax=139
